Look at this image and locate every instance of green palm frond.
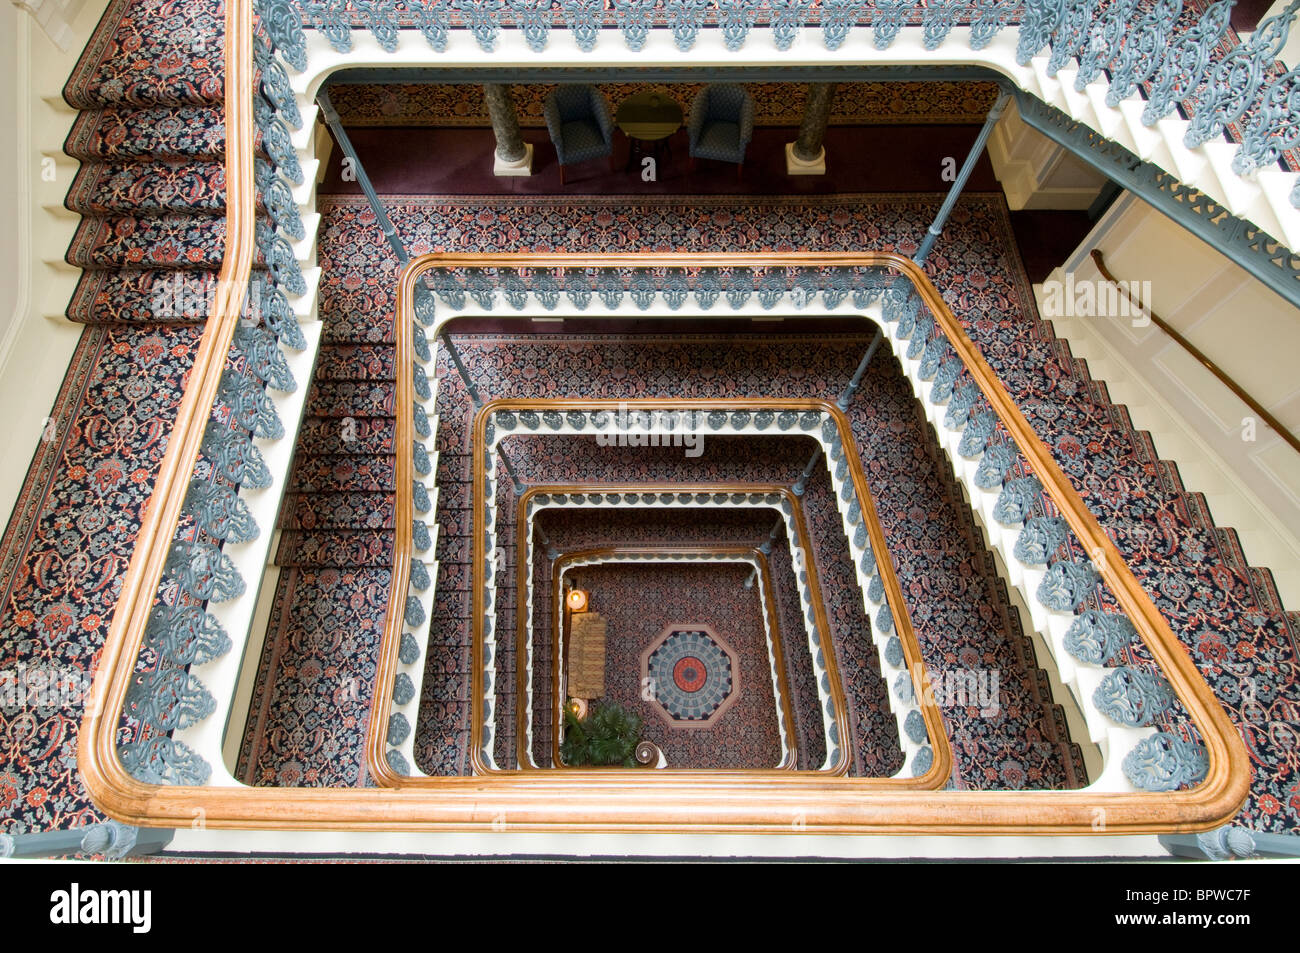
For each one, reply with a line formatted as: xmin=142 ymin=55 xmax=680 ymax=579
xmin=559 ymin=700 xmax=643 ymax=767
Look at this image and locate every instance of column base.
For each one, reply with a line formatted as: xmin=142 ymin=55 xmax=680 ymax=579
xmin=493 ymin=142 xmax=534 ymax=177
xmin=785 ymin=142 xmax=826 ymax=176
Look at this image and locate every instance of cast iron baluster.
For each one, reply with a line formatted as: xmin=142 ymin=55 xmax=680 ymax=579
xmin=256 ymin=0 xmax=307 ymax=71
xmin=820 ymin=0 xmax=865 ymax=50
xmin=921 ymin=0 xmax=961 ymax=50
xmin=300 ymin=0 xmax=354 ymax=51
xmin=509 ymin=0 xmax=554 ymax=51
xmin=1141 ymin=0 xmax=1235 ymax=126
xmin=1074 ymin=0 xmax=1139 ymax=90
xmin=562 ymin=0 xmax=605 ymax=51
xmin=1105 ymin=0 xmax=1184 ymax=107
xmin=871 ymin=0 xmax=911 ymax=49
xmin=969 ymin=0 xmax=1017 ymax=51
xmin=770 ymin=0 xmax=813 ymax=50
xmin=614 ymin=0 xmax=657 ymax=50
xmin=1046 ymin=0 xmax=1100 ymax=77
xmin=1016 ymin=0 xmax=1066 ymax=66
xmin=1184 ymin=0 xmax=1300 ymax=149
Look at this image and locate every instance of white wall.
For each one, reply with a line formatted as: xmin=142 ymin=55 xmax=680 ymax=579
xmin=1 ymin=5 xmax=20 ymax=346
xmin=988 ymin=96 xmax=1110 ymax=210
xmin=9 ymin=0 xmax=92 ymax=53
xmin=0 ymin=0 xmax=105 ymax=527
xmin=1040 ymin=193 xmax=1300 ymax=606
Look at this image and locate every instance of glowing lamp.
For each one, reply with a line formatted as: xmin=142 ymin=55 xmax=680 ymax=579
xmin=566 ymin=588 xmax=589 ymax=613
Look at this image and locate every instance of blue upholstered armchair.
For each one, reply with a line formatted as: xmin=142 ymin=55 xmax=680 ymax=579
xmin=543 ymin=85 xmax=615 ymax=184
xmin=687 ymin=84 xmax=755 ymax=177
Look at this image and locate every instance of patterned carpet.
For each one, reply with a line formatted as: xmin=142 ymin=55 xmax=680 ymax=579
xmin=233 ymin=259 xmax=400 ymax=788
xmin=0 ymin=0 xmax=233 ymax=834
xmin=235 ymin=567 xmax=388 ymax=787
xmin=428 ymin=350 xmax=1030 ymax=785
xmin=329 ymin=80 xmax=1002 ymax=128
xmin=0 ymin=325 xmax=200 ymax=833
xmin=62 ymin=0 xmax=234 ymax=326
xmin=2 ymin=0 xmax=322 ymax=827
xmin=314 ymin=191 xmax=1295 ymax=827
xmin=5 ymin=0 xmax=1298 ymax=831
xmin=533 ymin=507 xmax=829 ymax=771
xmin=483 ymin=436 xmax=841 ymax=771
xmin=468 ymin=427 xmax=913 ymax=778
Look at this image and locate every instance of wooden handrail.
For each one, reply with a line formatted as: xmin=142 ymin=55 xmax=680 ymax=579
xmin=538 ymin=544 xmax=801 ymax=773
xmin=1090 ymin=248 xmax=1300 ymax=457
xmin=79 ymin=0 xmax=258 ymax=816
xmin=79 ymin=221 xmax=1252 ymax=831
xmin=447 ymin=408 xmax=952 ymax=788
xmin=523 ymin=486 xmax=850 ymax=778
xmin=530 ymin=518 xmax=842 ymax=775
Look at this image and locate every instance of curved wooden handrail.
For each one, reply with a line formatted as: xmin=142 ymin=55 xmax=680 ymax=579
xmin=1090 ymin=248 xmax=1300 ymax=457
xmin=499 ymin=467 xmax=927 ymax=780
xmin=79 ymin=224 xmax=1252 ymax=831
xmin=522 ymin=487 xmax=848 ymax=778
xmin=447 ymin=405 xmax=952 ymax=788
xmin=538 ymin=543 xmax=801 ymax=773
xmin=78 ymin=0 xmax=258 ymax=815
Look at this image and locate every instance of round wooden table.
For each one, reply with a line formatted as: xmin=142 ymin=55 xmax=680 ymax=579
xmin=615 ymin=90 xmax=683 ymax=172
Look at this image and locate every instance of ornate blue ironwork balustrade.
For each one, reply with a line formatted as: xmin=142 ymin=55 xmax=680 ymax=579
xmin=890 ymin=291 xmax=1203 ymax=794
xmin=419 ymin=262 xmax=893 ymax=313
xmin=115 ymin=4 xmax=310 ymax=789
xmin=258 ymin=0 xmax=1300 ymax=216
xmin=403 ymin=257 xmax=1205 ymax=792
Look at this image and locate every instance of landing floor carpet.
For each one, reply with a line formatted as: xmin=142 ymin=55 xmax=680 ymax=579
xmin=534 ymin=507 xmax=831 ymax=771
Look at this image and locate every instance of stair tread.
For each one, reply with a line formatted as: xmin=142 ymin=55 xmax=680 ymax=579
xmin=66 ymin=267 xmax=219 ymax=324
xmin=65 ymin=159 xmax=227 ymax=216
xmin=235 ymin=565 xmax=387 ymax=788
xmin=297 ymin=416 xmax=396 ymax=455
xmin=64 ymin=105 xmax=227 ymax=162
xmin=277 ymin=529 xmax=395 ymax=568
xmin=62 ymin=0 xmax=227 ymax=110
xmin=289 ymin=454 xmax=396 ymax=493
xmin=280 ymin=492 xmax=396 ymax=530
xmin=322 ymin=318 xmax=399 ymax=345
xmin=304 ymin=379 xmax=397 ymax=417
xmin=314 ymin=343 xmax=397 ymax=382
xmin=66 ymin=212 xmax=237 ymax=270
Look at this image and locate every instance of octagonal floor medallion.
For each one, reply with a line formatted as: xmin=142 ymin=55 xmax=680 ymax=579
xmin=640 ymin=623 xmax=741 ymax=727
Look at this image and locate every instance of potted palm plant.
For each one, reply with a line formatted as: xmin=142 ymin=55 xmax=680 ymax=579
xmin=559 ymin=700 xmax=643 ymax=767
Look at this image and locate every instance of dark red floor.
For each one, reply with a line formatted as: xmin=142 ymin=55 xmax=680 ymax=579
xmin=321 ymin=124 xmax=1003 ymax=196
xmin=1009 ymin=209 xmax=1096 ymax=284
xmin=1232 ymin=0 xmax=1276 ymax=32
xmin=321 ymin=122 xmax=1098 ymax=285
